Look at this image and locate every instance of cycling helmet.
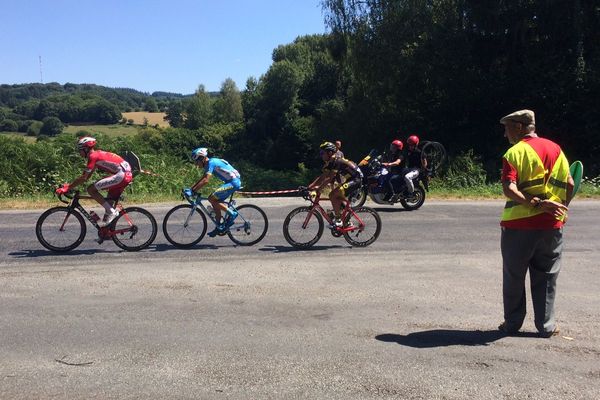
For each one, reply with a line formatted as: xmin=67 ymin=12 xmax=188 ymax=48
xmin=77 ymin=136 xmax=97 ymax=151
xmin=390 ymin=139 xmax=403 ymax=151
xmin=191 ymin=147 xmax=208 ymax=161
xmin=407 ymin=135 xmax=420 ymax=146
xmin=319 ymin=141 xmax=336 ymax=153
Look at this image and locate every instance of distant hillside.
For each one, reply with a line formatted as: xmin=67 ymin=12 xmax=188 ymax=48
xmin=0 ymin=82 xmax=194 ymax=111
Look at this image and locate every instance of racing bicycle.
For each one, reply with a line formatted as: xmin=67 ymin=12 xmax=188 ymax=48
xmin=283 ymin=187 xmax=382 ymax=248
xmin=162 ymin=190 xmax=269 ymax=247
xmin=36 ymin=190 xmax=158 ymax=252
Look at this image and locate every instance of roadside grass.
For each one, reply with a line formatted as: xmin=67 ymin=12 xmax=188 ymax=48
xmin=0 ymin=131 xmax=37 ymax=143
xmin=3 ymin=182 xmax=598 ymax=210
xmin=122 ymin=112 xmax=169 ymax=127
xmin=63 ymin=124 xmax=139 ymax=137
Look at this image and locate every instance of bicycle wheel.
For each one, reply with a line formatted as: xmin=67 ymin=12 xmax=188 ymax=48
xmin=349 ymin=187 xmax=367 ymax=208
xmin=162 ymin=204 xmax=207 ymax=248
xmin=36 ymin=207 xmax=86 ymax=252
xmin=283 ymin=206 xmax=324 ymax=248
xmin=421 ymin=141 xmax=447 ymax=176
xmin=342 ymin=206 xmax=381 ymax=247
xmin=111 ymin=207 xmax=157 ymax=251
xmin=227 ymin=204 xmax=269 ymax=246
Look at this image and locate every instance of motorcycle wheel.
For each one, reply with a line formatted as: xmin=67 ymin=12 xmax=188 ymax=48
xmin=349 ymin=188 xmax=367 ymax=208
xmin=400 ymin=186 xmax=426 ymax=210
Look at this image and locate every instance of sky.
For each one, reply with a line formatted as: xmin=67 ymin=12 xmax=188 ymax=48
xmin=0 ymin=0 xmax=328 ymax=94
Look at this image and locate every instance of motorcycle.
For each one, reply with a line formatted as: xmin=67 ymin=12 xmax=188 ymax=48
xmin=349 ymin=141 xmax=446 ymax=210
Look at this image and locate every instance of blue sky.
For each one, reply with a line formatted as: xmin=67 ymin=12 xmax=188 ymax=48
xmin=1 ymin=0 xmax=327 ymax=94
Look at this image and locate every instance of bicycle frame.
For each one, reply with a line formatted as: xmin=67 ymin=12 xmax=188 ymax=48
xmin=302 ymin=191 xmax=365 ymax=233
xmin=182 ymin=192 xmax=244 ymax=229
xmin=57 ymin=191 xmax=135 ymax=240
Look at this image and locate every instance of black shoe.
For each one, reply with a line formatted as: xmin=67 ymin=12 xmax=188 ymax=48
xmin=383 ymin=192 xmax=394 ymax=201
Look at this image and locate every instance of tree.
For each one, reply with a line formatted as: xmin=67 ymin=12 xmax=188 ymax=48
xmin=184 ymin=85 xmax=213 ymax=130
xmin=0 ymin=119 xmax=18 ymax=132
xmin=213 ymin=78 xmax=243 ymax=123
xmin=40 ymin=116 xmax=64 ymax=136
xmin=144 ymin=98 xmax=159 ymax=112
xmin=164 ymin=100 xmax=184 ymax=128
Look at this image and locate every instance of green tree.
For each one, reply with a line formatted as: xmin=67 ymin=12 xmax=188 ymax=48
xmin=213 ymin=78 xmax=243 ymax=123
xmin=184 ymin=85 xmax=213 ymax=130
xmin=40 ymin=116 xmax=64 ymax=136
xmin=144 ymin=98 xmax=159 ymax=112
xmin=164 ymin=100 xmax=184 ymax=128
xmin=0 ymin=119 xmax=18 ymax=132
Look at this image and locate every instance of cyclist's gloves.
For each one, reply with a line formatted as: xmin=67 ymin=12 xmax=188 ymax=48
xmin=183 ymin=188 xmax=194 ymax=198
xmin=55 ymin=183 xmax=70 ymax=195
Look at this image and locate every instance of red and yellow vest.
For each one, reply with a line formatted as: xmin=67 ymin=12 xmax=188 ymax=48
xmin=502 ymin=140 xmax=570 ymax=222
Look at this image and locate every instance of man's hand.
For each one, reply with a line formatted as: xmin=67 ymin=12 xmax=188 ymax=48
xmin=539 ymin=199 xmax=568 ymax=218
xmin=55 ymin=184 xmax=70 ymax=195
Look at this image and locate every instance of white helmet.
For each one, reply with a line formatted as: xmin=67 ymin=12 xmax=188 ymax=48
xmin=77 ymin=136 xmax=97 ymax=151
xmin=191 ymin=147 xmax=208 ymax=161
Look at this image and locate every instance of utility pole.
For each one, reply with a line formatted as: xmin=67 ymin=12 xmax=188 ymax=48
xmin=39 ymin=55 xmax=43 ymax=83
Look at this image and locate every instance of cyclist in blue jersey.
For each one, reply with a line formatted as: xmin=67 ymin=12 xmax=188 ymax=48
xmin=187 ymin=147 xmax=242 ymax=237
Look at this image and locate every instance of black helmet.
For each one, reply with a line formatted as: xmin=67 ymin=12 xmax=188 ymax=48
xmin=319 ymin=141 xmax=336 ymax=152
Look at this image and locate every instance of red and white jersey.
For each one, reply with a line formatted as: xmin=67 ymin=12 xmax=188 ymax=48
xmin=85 ymin=150 xmax=131 ymax=175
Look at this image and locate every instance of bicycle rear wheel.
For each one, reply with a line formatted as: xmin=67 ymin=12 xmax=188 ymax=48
xmin=227 ymin=204 xmax=269 ymax=246
xmin=162 ymin=204 xmax=207 ymax=248
xmin=111 ymin=207 xmax=157 ymax=251
xmin=36 ymin=207 xmax=86 ymax=252
xmin=283 ymin=206 xmax=324 ymax=248
xmin=342 ymin=206 xmax=381 ymax=247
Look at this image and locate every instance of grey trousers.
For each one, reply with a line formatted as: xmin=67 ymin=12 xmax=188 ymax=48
xmin=500 ymin=227 xmax=563 ymax=334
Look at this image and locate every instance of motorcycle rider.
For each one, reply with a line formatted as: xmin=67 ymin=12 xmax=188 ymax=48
xmin=401 ymin=135 xmax=428 ymax=194
xmin=382 ymin=139 xmax=404 ymax=200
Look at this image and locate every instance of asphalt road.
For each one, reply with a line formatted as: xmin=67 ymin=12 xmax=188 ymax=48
xmin=1 ymin=199 xmax=599 ymax=399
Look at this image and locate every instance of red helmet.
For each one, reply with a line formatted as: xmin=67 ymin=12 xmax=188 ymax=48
xmin=390 ymin=139 xmax=403 ymax=151
xmin=407 ymin=135 xmax=419 ymax=146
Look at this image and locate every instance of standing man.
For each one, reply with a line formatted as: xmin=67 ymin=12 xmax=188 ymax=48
xmin=498 ymin=109 xmax=574 ymax=338
xmin=401 ymin=135 xmax=427 ymax=195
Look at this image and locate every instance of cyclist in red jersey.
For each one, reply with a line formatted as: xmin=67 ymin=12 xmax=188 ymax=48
xmin=56 ymin=137 xmax=133 ymax=225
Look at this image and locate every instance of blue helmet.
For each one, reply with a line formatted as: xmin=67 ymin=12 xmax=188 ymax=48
xmin=191 ymin=147 xmax=208 ymax=161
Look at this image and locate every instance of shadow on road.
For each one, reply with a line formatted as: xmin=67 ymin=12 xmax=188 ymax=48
xmin=151 ymin=243 xmax=218 ymax=251
xmin=258 ymin=245 xmax=347 ymax=253
xmin=375 ymin=329 xmax=536 ymax=348
xmin=372 ymin=207 xmax=409 ymax=213
xmin=10 ymin=249 xmax=111 ymax=257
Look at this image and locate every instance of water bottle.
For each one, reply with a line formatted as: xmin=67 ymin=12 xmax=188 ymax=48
xmin=206 ymin=205 xmax=216 ymax=220
xmin=90 ymin=211 xmax=100 ymax=222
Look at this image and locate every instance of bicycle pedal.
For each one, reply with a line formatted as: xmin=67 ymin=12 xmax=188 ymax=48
xmin=95 ymin=237 xmax=104 ymax=244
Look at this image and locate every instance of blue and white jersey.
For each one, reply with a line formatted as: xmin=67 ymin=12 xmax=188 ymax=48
xmin=205 ymin=158 xmax=241 ymax=183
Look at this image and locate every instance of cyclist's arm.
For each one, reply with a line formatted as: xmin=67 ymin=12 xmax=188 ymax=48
xmin=191 ymin=173 xmax=211 ymax=193
xmin=315 ymin=171 xmax=337 ymax=191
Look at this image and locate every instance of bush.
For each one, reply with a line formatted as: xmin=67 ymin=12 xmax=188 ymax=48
xmin=40 ymin=116 xmax=64 ymax=136
xmin=0 ymin=119 xmax=18 ymax=132
xmin=27 ymin=121 xmax=43 ymax=136
xmin=438 ymin=149 xmax=488 ymax=189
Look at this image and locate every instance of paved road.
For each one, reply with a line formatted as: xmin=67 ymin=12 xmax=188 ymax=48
xmin=1 ymin=199 xmax=599 ymax=399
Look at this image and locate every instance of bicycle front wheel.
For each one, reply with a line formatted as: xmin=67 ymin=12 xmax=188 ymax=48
xmin=227 ymin=204 xmax=269 ymax=246
xmin=111 ymin=207 xmax=157 ymax=251
xmin=283 ymin=206 xmax=324 ymax=248
xmin=343 ymin=206 xmax=381 ymax=247
xmin=36 ymin=207 xmax=86 ymax=252
xmin=162 ymin=204 xmax=207 ymax=248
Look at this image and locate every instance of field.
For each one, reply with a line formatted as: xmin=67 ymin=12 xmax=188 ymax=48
xmin=63 ymin=124 xmax=139 ymax=137
xmin=0 ymin=132 xmax=37 ymax=143
xmin=122 ymin=112 xmax=169 ymax=127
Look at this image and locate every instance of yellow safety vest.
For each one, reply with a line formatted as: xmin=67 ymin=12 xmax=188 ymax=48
xmin=502 ymin=140 xmax=570 ymax=222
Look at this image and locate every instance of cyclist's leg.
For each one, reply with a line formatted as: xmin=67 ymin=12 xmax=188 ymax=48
xmin=209 ymin=179 xmax=240 ymax=223
xmin=92 ymin=171 xmax=128 ymax=210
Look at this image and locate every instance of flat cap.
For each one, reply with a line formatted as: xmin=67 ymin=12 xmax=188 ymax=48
xmin=500 ymin=109 xmax=535 ymax=125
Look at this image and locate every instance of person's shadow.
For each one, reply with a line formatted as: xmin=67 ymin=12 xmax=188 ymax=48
xmin=376 ymin=329 xmax=536 ymax=348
